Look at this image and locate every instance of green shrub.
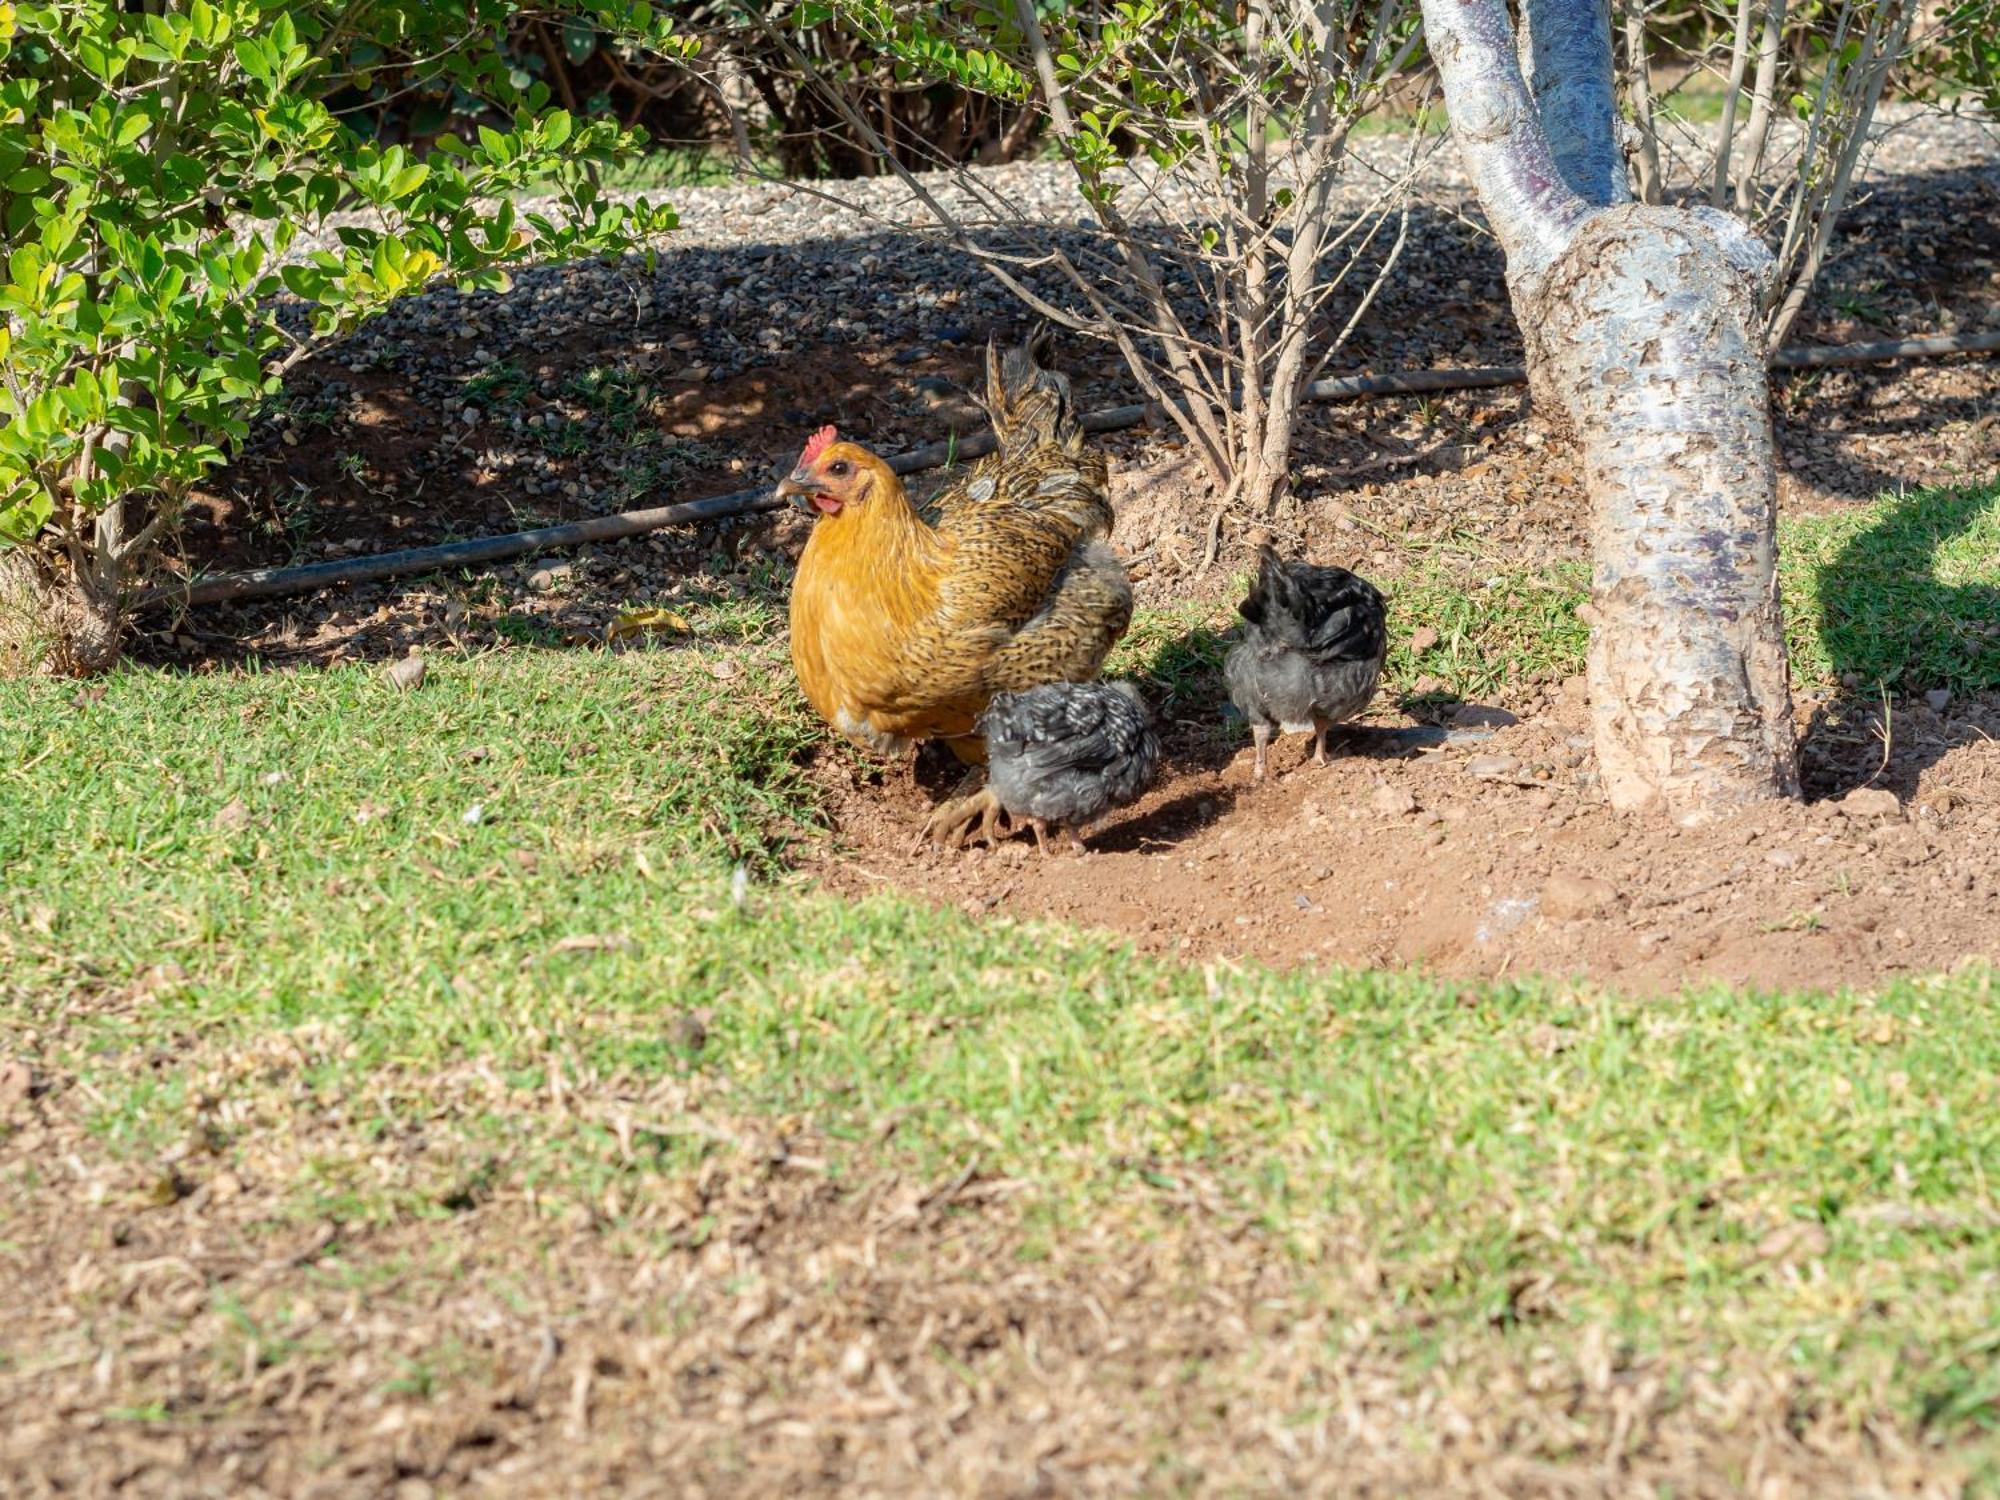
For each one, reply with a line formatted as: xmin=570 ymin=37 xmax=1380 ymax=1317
xmin=0 ymin=0 xmax=686 ymax=674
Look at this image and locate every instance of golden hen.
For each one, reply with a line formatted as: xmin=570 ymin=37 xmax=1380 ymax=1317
xmin=778 ymin=329 xmax=1132 ymax=845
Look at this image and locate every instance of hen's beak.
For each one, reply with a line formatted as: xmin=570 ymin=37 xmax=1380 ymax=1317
xmin=774 ymin=470 xmax=814 ymax=514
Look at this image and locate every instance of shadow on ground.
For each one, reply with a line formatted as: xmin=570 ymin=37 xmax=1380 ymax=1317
xmin=1802 ymin=482 xmax=2000 ymax=800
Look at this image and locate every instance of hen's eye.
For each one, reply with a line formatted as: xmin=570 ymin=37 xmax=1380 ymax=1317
xmin=828 ymin=460 xmax=850 ymax=476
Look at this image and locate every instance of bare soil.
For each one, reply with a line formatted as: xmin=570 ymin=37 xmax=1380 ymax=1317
xmin=816 ymin=683 xmax=2000 ymax=998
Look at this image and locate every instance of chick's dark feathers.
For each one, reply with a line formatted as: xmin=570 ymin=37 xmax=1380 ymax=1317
xmin=1225 ymin=546 xmax=1386 ymax=775
xmin=978 ymin=681 xmax=1160 ymax=831
xmin=1236 ymin=544 xmax=1386 ymax=662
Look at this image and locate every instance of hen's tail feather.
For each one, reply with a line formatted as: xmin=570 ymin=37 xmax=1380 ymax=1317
xmin=985 ymin=323 xmax=1084 ymax=460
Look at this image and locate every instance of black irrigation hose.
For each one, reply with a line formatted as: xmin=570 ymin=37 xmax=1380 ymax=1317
xmin=147 ymin=328 xmax=2000 ymax=611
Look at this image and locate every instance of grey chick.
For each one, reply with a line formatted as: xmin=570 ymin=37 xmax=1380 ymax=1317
xmin=975 ymin=680 xmax=1162 ymax=853
xmin=1224 ymin=544 xmax=1387 ymax=780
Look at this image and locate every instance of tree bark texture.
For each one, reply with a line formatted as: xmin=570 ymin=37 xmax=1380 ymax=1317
xmin=1532 ymin=206 xmax=1800 ymax=817
xmin=1420 ymin=0 xmax=1800 ymax=821
xmin=1519 ymin=0 xmax=1629 ymax=208
xmin=0 ymin=550 xmax=121 ymax=678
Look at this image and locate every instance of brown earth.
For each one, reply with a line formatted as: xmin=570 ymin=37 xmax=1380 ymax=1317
xmin=815 ymin=684 xmax=2000 ymax=998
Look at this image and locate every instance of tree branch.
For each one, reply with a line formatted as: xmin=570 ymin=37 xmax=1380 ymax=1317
xmin=1418 ymin=0 xmax=1594 ymax=278
xmin=1733 ymin=0 xmax=1789 ymax=215
xmin=1519 ymin=0 xmax=1630 ymax=206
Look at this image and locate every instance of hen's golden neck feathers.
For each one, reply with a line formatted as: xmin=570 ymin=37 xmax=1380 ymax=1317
xmin=804 ymin=448 xmax=945 ymax=575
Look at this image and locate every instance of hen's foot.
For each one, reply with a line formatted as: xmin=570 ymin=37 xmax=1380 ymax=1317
xmin=920 ymin=786 xmax=1009 ymax=850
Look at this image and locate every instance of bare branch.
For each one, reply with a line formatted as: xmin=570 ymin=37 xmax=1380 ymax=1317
xmin=1734 ymin=0 xmax=1789 ymax=214
xmin=1519 ymin=0 xmax=1630 ymax=206
xmin=1710 ymin=0 xmax=1757 ymax=206
xmin=1418 ymin=0 xmax=1594 ymax=278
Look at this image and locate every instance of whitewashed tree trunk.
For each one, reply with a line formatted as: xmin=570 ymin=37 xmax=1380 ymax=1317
xmin=1420 ymin=0 xmax=1800 ymax=821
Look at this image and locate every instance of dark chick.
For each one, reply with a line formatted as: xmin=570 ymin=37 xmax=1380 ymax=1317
xmin=975 ymin=681 xmax=1161 ymax=853
xmin=1224 ymin=544 xmax=1387 ymax=781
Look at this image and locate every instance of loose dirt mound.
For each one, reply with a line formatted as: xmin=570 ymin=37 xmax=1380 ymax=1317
xmin=817 ymin=684 xmax=2000 ymax=996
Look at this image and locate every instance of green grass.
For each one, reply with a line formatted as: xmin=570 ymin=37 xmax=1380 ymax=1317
xmin=4 ymin=591 xmax=1999 ymax=1461
xmin=2 ymin=478 xmax=1998 ymax=1465
xmin=1781 ymin=480 xmax=2000 ymax=696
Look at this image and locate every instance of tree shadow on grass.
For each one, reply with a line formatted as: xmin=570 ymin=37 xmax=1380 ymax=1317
xmin=1797 ymin=481 xmax=2000 ymax=801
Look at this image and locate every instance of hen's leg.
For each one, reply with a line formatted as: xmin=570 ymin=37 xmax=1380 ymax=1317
xmin=1028 ymin=818 xmax=1050 ymax=855
xmin=919 ymin=768 xmax=1004 ymax=850
xmin=975 ymin=794 xmax=1010 ymax=848
xmin=1251 ymin=722 xmax=1274 ymax=782
xmin=1311 ymin=718 xmax=1331 ymax=767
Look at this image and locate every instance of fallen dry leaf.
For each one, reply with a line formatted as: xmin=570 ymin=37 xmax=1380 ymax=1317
xmin=607 ymin=608 xmax=693 ymax=643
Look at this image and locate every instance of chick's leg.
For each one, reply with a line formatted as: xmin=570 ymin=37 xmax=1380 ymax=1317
xmin=1251 ymin=722 xmax=1274 ymax=782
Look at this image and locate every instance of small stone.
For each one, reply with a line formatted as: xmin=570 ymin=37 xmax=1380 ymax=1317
xmin=839 ymin=1344 xmax=873 ymax=1384
xmin=1453 ymin=704 xmax=1519 ymax=730
xmin=1766 ymin=848 xmax=1800 ymax=869
xmin=385 ymin=656 xmax=427 ymax=692
xmin=1465 ymin=754 xmax=1522 ymax=781
xmin=1839 ymin=787 xmax=1902 ymax=822
xmin=1370 ymin=784 xmax=1418 ymax=817
xmin=0 ymin=1059 xmax=34 ymax=1112
xmin=1542 ymin=872 xmax=1617 ymax=920
xmin=1755 ymin=1222 xmax=1830 ymax=1262
xmin=1409 ymin=625 xmax=1440 ymax=655
xmin=1924 ymin=688 xmax=1951 ymax=714
xmin=211 ymin=798 xmax=251 ymax=832
xmin=527 ymin=568 xmax=557 ymax=593
xmin=209 ymin=1170 xmax=244 ymax=1204
xmin=1525 ymin=788 xmax=1555 ymax=811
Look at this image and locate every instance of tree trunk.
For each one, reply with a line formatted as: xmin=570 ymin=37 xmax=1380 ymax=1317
xmin=1421 ymin=0 xmax=1799 ymax=822
xmin=0 ymin=550 xmax=123 ymax=678
xmin=1529 ymin=206 xmax=1799 ymax=816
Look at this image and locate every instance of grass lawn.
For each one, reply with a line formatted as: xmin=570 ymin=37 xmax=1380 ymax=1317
xmin=2 ymin=480 xmax=1998 ymax=1489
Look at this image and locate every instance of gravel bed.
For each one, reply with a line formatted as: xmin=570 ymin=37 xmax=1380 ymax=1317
xmin=146 ymin=109 xmax=1999 ymax=669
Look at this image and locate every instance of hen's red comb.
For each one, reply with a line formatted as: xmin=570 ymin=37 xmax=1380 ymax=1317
xmin=799 ymin=424 xmax=839 ymax=468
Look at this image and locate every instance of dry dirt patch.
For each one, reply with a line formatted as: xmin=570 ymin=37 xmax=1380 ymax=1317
xmin=817 ymin=685 xmax=2000 ymax=997
xmin=0 ymin=1116 xmax=1971 ymax=1499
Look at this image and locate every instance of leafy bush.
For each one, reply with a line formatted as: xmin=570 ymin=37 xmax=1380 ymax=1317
xmin=1935 ymin=0 xmax=1999 ymax=111
xmin=0 ymin=0 xmax=685 ymax=674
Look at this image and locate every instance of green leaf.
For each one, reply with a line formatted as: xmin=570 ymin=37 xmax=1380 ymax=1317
xmin=233 ymin=37 xmax=271 ymax=81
